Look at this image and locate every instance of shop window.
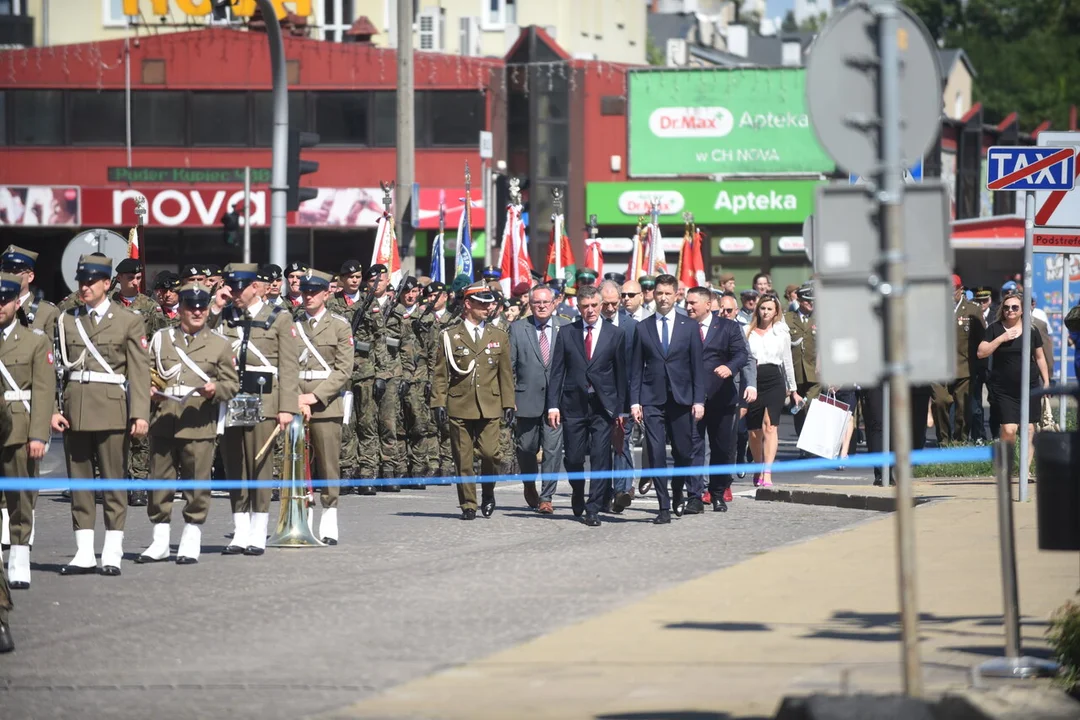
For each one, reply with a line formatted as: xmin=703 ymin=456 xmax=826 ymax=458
xmin=11 ymin=90 xmax=63 ymax=146
xmin=69 ymin=91 xmax=126 ymax=145
xmin=254 ymin=91 xmax=308 ymax=147
xmin=424 ymin=91 xmax=484 ymax=147
xmin=191 ymin=92 xmax=250 ymax=146
xmin=315 ymin=92 xmax=370 ymax=145
xmin=133 ymin=91 xmax=186 ymax=146
xmin=372 ymin=91 xmax=396 ymax=147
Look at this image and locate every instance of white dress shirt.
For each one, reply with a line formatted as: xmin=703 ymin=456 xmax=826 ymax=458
xmin=2 ymin=319 xmax=17 ymax=341
xmin=653 ymin=308 xmax=678 ymax=340
xmin=582 ymin=318 xmax=602 ymax=350
xmin=463 ymin=318 xmax=486 ymax=342
xmin=85 ymin=298 xmax=111 ymax=322
xmin=245 ymin=299 xmax=265 ymax=319
xmin=533 ymin=317 xmax=553 ymax=350
xmin=746 ymin=322 xmax=796 ymax=392
xmin=304 ymin=307 xmax=327 ymax=326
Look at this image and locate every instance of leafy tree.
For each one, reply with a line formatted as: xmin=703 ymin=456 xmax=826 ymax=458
xmin=646 ymin=32 xmax=665 ymax=66
xmin=781 ymin=10 xmax=798 ymax=33
xmin=799 ymin=11 xmax=830 ymax=33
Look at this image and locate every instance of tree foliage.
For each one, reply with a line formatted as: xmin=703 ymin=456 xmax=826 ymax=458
xmin=781 ymin=10 xmax=798 ymax=33
xmin=907 ymin=0 xmax=1080 ymax=131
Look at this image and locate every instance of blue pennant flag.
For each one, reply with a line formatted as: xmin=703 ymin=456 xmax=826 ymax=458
xmin=430 ymin=232 xmax=445 ymax=283
xmin=454 ymin=199 xmax=473 ymax=281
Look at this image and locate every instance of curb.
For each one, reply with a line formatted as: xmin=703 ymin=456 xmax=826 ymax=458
xmin=754 ymin=487 xmax=936 ymax=512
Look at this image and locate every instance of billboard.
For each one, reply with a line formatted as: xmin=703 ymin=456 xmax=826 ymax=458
xmin=627 ymin=68 xmax=834 ymax=176
xmin=1032 ymin=254 xmax=1080 ymax=382
xmin=0 ymin=186 xmax=80 ymax=226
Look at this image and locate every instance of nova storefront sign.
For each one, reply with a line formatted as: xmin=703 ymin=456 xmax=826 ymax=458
xmin=587 ymin=180 xmax=820 ymax=226
xmin=628 ymin=68 xmax=835 ymax=176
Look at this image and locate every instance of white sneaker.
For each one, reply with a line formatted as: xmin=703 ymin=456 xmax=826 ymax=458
xmin=137 ymin=523 xmax=171 ymax=563
xmin=176 ymin=524 xmax=201 ymax=564
xmin=248 ymin=512 xmax=269 ymax=552
xmin=101 ymin=530 xmax=124 ymax=574
xmin=318 ymin=507 xmax=339 ymax=545
xmin=224 ymin=512 xmax=250 ymax=554
xmin=7 ymin=544 xmax=30 ymax=587
xmin=62 ymin=528 xmax=97 ymax=574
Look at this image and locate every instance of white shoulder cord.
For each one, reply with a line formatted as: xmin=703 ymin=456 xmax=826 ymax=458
xmin=441 ymin=329 xmax=476 ymax=377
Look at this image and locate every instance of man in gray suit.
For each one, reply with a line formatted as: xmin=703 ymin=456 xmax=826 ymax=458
xmin=509 ymin=285 xmax=564 ymax=514
xmin=599 ymin=280 xmax=638 ymax=510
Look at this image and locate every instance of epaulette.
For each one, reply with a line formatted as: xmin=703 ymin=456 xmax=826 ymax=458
xmin=330 ymin=312 xmax=349 ymax=324
xmin=32 ymin=328 xmax=44 ymax=336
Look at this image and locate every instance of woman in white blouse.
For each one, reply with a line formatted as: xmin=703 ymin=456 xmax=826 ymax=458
xmin=745 ymin=296 xmax=801 ymax=487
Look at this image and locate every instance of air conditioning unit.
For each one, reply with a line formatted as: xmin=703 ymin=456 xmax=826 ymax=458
xmin=459 ymin=16 xmax=481 ymax=56
xmin=418 ymin=8 xmax=444 ymax=52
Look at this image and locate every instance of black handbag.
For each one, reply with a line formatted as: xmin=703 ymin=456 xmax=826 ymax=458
xmin=1065 ymin=304 xmax=1080 ymax=332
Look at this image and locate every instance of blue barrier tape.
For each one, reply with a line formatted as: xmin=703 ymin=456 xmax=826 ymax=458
xmin=0 ymin=446 xmax=993 ymax=492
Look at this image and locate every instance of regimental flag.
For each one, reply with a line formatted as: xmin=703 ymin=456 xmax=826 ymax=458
xmin=430 ymin=232 xmax=445 ymax=283
xmin=677 ymin=228 xmax=707 ymax=288
xmin=584 ymin=229 xmax=603 ymax=278
xmin=371 ymin=211 xmax=403 ymax=286
xmin=628 ymin=222 xmax=645 ymax=283
xmin=544 ymin=212 xmax=577 ymax=287
xmin=454 ymin=195 xmax=474 ymax=281
xmin=643 ymin=222 xmax=668 ymax=276
xmin=498 ymin=202 xmax=533 ymax=297
xmin=128 ymin=220 xmax=145 ymax=293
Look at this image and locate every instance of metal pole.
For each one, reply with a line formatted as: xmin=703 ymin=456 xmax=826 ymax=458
xmin=42 ymin=0 xmax=49 ymax=47
xmin=1019 ymin=191 xmax=1034 ymax=502
xmin=396 ymin=0 xmax=416 ymax=275
xmin=483 ymin=161 xmax=494 ymax=267
xmin=977 ymin=439 xmax=1059 ymax=678
xmin=243 ymin=166 xmax=252 ymax=264
xmin=883 ymin=381 xmax=891 ymax=482
xmin=877 ymin=1 xmax=922 ymax=697
xmin=257 ymin=0 xmax=289 ymax=269
xmin=124 ymin=35 xmax=132 ymax=168
xmin=1061 ymin=255 xmax=1071 ymax=428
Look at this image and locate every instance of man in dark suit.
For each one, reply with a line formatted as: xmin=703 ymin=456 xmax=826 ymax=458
xmin=546 ymin=286 xmax=626 ymax=527
xmin=630 ymin=273 xmax=705 ymax=524
xmin=686 ymin=287 xmax=749 ymax=512
xmin=599 ymin=279 xmax=638 ymax=510
xmin=509 ymin=285 xmax=564 ymax=514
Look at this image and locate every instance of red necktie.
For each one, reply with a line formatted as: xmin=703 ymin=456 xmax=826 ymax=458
xmin=538 ymin=324 xmax=550 ymax=365
xmin=585 ymin=325 xmax=593 ymax=360
xmin=700 ymin=324 xmax=707 ymax=343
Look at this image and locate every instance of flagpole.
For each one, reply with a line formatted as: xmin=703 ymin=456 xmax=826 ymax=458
xmin=436 ymin=191 xmax=446 ymax=283
xmin=552 ymin=187 xmax=563 ymax=284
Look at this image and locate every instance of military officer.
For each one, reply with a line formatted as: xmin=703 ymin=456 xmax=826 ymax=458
xmin=1 ymin=245 xmax=60 ymax=342
xmin=0 ymin=395 xmax=13 ymax=654
xmin=53 ymin=255 xmax=151 ymax=576
xmin=423 ymin=282 xmax=457 ymax=477
xmin=402 ymin=280 xmax=440 ymax=482
xmin=481 ymin=266 xmax=502 ymax=284
xmin=205 ymin=264 xmax=223 ymax=290
xmin=931 ymin=275 xmax=986 ymax=444
xmin=262 ymin=264 xmax=285 ymax=307
xmin=0 ymin=274 xmax=54 ymax=590
xmin=378 ymin=275 xmax=414 ymax=488
xmin=137 ymin=283 xmax=239 ymax=565
xmin=282 ymin=261 xmax=306 ymax=309
xmin=208 ymin=264 xmax=299 ymax=555
xmin=154 ymin=271 xmax=182 ymax=326
xmin=113 ymin=258 xmax=165 ymax=507
xmin=332 ymin=259 xmax=365 ymax=310
xmin=326 ymin=259 xmax=364 ymax=491
xmin=785 ymin=283 xmax=819 ymax=438
xmin=295 ymin=270 xmax=354 ymax=543
xmin=431 ymin=283 xmax=515 ymax=520
xmin=180 ymin=264 xmax=207 ymax=285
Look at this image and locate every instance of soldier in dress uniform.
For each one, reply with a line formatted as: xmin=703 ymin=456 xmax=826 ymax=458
xmin=0 ymin=395 xmax=13 ymax=654
xmin=262 ymin=265 xmax=285 ymax=307
xmin=785 ymin=283 xmax=820 ymax=438
xmin=154 ymin=271 xmax=182 ymax=326
xmin=113 ymin=258 xmax=166 ymax=508
xmin=431 ymin=283 xmax=515 ymax=520
xmin=208 ymin=264 xmax=299 ymax=555
xmin=53 ymin=255 xmax=151 ymax=576
xmin=1 ymin=245 xmax=60 ymax=342
xmin=0 ymin=274 xmax=54 ymax=590
xmin=137 ymin=283 xmax=239 ymax=565
xmin=295 ymin=270 xmax=354 ymax=543
xmin=481 ymin=266 xmax=502 ymax=284
xmin=931 ymin=274 xmax=986 ymax=444
xmin=283 ymin=262 xmax=306 ymax=309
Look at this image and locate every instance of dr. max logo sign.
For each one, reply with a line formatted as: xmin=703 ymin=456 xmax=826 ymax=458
xmin=617 ymin=190 xmax=684 ymax=216
xmin=648 ymin=107 xmax=734 ymax=138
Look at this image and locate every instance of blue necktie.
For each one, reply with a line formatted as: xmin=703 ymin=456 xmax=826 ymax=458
xmin=660 ymin=315 xmax=669 ymax=355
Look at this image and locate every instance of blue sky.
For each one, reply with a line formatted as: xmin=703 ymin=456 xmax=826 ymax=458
xmin=768 ymin=0 xmax=796 ymax=19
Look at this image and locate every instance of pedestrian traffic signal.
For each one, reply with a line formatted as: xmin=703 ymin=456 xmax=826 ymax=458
xmin=286 ymin=129 xmax=320 ymax=212
xmin=222 ymin=205 xmax=240 ymax=246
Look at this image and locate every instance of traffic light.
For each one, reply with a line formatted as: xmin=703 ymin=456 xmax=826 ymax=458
xmin=222 ymin=205 xmax=240 ymax=246
xmin=286 ymin=129 xmax=320 ymax=212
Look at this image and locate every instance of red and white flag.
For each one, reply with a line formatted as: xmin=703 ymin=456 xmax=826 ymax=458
xmin=371 ymin=211 xmax=403 ymax=285
xmin=498 ymin=203 xmax=533 ymax=297
xmin=677 ymin=228 xmax=707 ymax=288
xmin=584 ymin=230 xmax=603 ymax=279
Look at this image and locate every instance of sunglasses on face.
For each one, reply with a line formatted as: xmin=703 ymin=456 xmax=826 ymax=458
xmin=720 ymin=307 xmax=736 ymax=315
xmin=1003 ymin=305 xmax=1021 ymax=311
xmin=621 ymin=292 xmax=639 ymax=298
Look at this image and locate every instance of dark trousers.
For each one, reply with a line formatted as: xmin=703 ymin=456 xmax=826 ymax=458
xmin=612 ymin=417 xmax=636 ymax=494
xmin=514 ymin=416 xmax=563 ymax=502
xmin=643 ymin=400 xmax=700 ymax=511
xmin=969 ymin=371 xmax=988 ymax=441
xmin=861 ymin=384 xmax=931 ymax=482
xmin=696 ymin=398 xmax=738 ymax=493
xmin=562 ymin=396 xmax=614 ymax=515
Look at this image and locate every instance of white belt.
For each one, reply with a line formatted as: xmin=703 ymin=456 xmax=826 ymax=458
xmin=299 ymin=370 xmax=331 ymax=381
xmin=3 ymin=390 xmax=30 ymax=402
xmin=245 ymin=365 xmax=278 ymax=376
xmin=69 ymin=371 xmax=127 ymax=385
xmin=164 ymin=385 xmax=197 ymax=397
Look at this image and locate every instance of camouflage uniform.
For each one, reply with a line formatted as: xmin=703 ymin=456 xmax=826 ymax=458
xmin=402 ymin=304 xmax=439 ymax=480
xmin=56 ymin=291 xmax=82 ymax=314
xmin=379 ymin=301 xmax=409 ymax=483
xmin=485 ymin=315 xmax=517 ymax=477
xmin=327 ymin=292 xmax=363 ymax=489
xmin=112 ymin=291 xmax=166 ymax=500
xmin=428 ymin=310 xmax=459 ymax=477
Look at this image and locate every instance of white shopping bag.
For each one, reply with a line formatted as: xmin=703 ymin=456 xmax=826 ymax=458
xmin=796 ymin=395 xmax=853 ymax=459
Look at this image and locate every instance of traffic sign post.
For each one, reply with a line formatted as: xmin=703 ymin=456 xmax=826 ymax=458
xmin=986 ymin=144 xmax=1077 ymax=504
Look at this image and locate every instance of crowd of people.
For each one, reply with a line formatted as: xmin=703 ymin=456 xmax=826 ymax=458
xmin=0 ymin=240 xmax=1075 ymax=655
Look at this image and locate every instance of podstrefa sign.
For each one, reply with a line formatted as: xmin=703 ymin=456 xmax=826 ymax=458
xmin=628 ymin=68 xmax=835 ymax=176
xmin=587 ymin=180 xmax=820 ymax=226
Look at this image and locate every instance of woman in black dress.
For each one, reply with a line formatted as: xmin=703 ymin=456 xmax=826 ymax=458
xmin=976 ymin=293 xmax=1050 ymax=447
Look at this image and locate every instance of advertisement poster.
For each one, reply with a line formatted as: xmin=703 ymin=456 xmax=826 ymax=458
xmin=0 ymin=186 xmax=80 ymax=226
xmin=627 ymin=68 xmax=834 ymax=176
xmin=587 ymin=180 xmax=820 ymax=226
xmin=1032 ymin=254 xmax=1080 ymax=382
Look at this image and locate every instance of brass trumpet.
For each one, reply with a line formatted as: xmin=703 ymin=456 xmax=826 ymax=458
xmin=267 ymin=414 xmax=324 ymax=548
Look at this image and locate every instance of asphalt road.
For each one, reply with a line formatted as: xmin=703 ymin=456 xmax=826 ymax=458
xmin=1 ymin=424 xmax=879 ymax=720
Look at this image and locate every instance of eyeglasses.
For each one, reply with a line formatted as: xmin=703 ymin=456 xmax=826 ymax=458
xmin=1003 ymin=305 xmax=1022 ymax=312
xmin=719 ymin=307 xmax=736 ymax=315
xmin=620 ymin=292 xmax=639 ymax=298
xmin=531 ymin=299 xmax=554 ymax=306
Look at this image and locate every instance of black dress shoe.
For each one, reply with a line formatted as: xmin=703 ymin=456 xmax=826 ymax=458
xmin=134 ymin=554 xmax=168 ymax=564
xmin=653 ymin=510 xmax=672 ymax=525
xmin=356 ymin=485 xmax=377 ymax=496
xmin=571 ymin=494 xmax=585 ymax=517
xmin=176 ymin=556 xmax=198 ymax=565
xmin=684 ymin=498 xmax=705 ymax=515
xmin=100 ymin=565 xmax=121 ymax=577
xmin=271 ymin=488 xmax=281 ymax=502
xmin=461 ymin=509 xmax=477 ymax=520
xmin=243 ymin=547 xmax=265 ymax=556
xmin=322 ymin=538 xmax=338 ymax=546
xmin=673 ymin=497 xmax=686 ymax=517
xmin=127 ymin=490 xmax=148 ymax=507
xmin=712 ymin=498 xmax=728 ymax=513
xmin=380 ymin=485 xmax=401 ymax=493
xmin=10 ymin=581 xmax=29 ymax=590
xmin=0 ymin=622 xmax=14 ymax=653
xmin=480 ymin=499 xmax=496 ymax=518
xmin=60 ymin=564 xmax=97 ymax=576
xmin=873 ymin=478 xmax=884 ymax=487
xmin=222 ymin=545 xmax=246 ymax=555
xmin=584 ymin=514 xmax=601 ymax=527
xmin=614 ymin=492 xmax=632 ymax=510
